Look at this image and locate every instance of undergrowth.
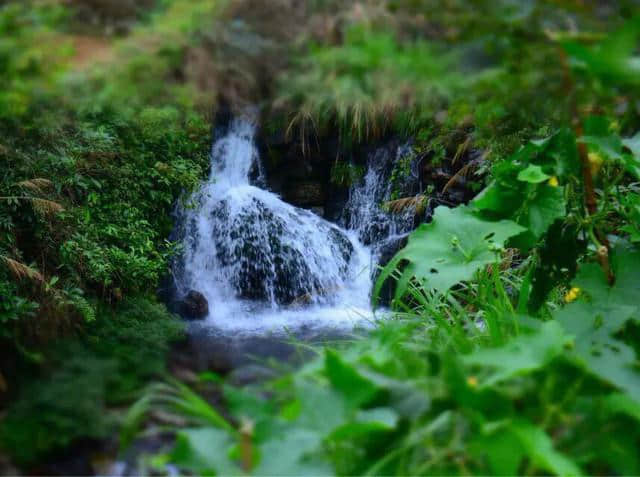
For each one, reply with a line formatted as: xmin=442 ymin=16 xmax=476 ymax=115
xmin=0 ymin=298 xmax=182 ymax=466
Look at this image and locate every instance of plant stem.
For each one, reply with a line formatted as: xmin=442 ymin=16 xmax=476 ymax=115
xmin=559 ymin=48 xmax=614 ymax=284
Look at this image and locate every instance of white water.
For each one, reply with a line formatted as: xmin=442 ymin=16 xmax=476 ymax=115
xmin=174 ymin=117 xmax=377 ymax=336
xmin=342 ymin=143 xmax=416 ymax=259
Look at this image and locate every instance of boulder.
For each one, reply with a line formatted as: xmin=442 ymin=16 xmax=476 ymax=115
xmin=180 ymin=290 xmax=209 ymax=319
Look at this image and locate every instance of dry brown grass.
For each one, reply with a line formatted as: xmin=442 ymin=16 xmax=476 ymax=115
xmin=15 ymin=178 xmax=54 ymax=194
xmin=384 ymin=194 xmax=428 ymax=216
xmin=2 ymin=256 xmax=44 ymax=284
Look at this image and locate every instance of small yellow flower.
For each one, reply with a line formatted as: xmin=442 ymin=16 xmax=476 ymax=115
xmin=564 ymin=287 xmax=581 ymax=303
xmin=548 ymin=176 xmax=559 ymax=187
xmin=588 ymin=152 xmax=603 ymax=177
xmin=467 ymin=376 xmax=478 ymax=388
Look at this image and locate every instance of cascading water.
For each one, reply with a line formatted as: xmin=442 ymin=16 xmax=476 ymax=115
xmin=172 ymin=117 xmax=375 ymax=335
xmin=342 ymin=143 xmax=417 ymax=256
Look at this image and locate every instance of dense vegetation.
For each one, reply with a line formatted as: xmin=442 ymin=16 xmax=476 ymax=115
xmin=2 ymin=0 xmax=640 ymax=475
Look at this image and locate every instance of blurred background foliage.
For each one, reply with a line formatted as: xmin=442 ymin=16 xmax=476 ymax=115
xmin=0 ymin=0 xmax=640 ymax=473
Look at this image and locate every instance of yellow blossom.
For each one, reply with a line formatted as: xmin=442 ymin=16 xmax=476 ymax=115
xmin=564 ymin=287 xmax=581 ymax=303
xmin=588 ymin=152 xmax=603 ymax=177
xmin=467 ymin=376 xmax=478 ymax=388
xmin=548 ymin=176 xmax=559 ymax=187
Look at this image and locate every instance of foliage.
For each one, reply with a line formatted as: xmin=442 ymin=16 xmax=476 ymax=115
xmin=0 ymin=0 xmax=211 ymax=352
xmin=329 ymin=161 xmax=365 ymax=187
xmin=0 ymin=1 xmax=211 ymax=468
xmin=0 ymin=298 xmax=182 ymax=465
xmin=278 ymin=24 xmax=463 ymax=141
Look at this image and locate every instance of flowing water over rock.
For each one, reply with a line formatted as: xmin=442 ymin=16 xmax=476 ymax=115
xmin=172 ymin=117 xmax=376 ymax=337
xmin=342 ymin=143 xmax=418 ymax=257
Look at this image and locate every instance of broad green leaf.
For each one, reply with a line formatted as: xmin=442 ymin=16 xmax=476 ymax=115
xmin=557 ymin=250 xmax=640 ymax=401
xmin=463 ymin=321 xmax=568 ymax=385
xmin=325 ymin=349 xmax=378 ymax=409
xmin=510 ymin=420 xmax=582 ymax=476
xmin=472 ymin=427 xmax=524 ymax=475
xmin=604 ymin=393 xmax=640 ymax=422
xmin=473 ymin=161 xmax=524 ymax=217
xmin=473 ymin=154 xmax=567 ymax=248
xmin=573 ymin=248 xmax=640 ymax=321
xmin=532 ymin=128 xmax=581 ymax=179
xmin=513 ymin=184 xmax=566 ymax=242
xmin=329 ymin=408 xmax=398 ymax=440
xmin=517 ymin=164 xmax=550 ymax=183
xmin=295 ymin=380 xmax=349 ymax=435
xmin=253 ymin=428 xmax=331 ymax=476
xmin=374 ymin=206 xmax=525 ymax=301
xmin=476 ymin=420 xmax=582 ymax=476
xmin=169 ymin=428 xmax=240 ymax=476
xmin=622 ymin=132 xmax=640 ymax=178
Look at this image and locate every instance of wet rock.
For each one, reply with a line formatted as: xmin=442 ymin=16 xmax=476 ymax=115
xmin=212 ymin=196 xmax=354 ymax=305
xmin=180 ymin=290 xmax=209 ymax=319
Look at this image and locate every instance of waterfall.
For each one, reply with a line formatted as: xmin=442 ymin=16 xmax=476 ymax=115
xmin=172 ymin=117 xmax=374 ymax=334
xmin=342 ymin=143 xmax=418 ymax=265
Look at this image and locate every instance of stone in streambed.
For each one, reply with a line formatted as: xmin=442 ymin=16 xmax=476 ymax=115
xmin=180 ymin=290 xmax=209 ymax=319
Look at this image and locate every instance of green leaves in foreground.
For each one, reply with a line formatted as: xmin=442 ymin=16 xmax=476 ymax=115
xmin=556 ymin=248 xmax=640 ymax=402
xmin=375 ymin=205 xmax=524 ymax=303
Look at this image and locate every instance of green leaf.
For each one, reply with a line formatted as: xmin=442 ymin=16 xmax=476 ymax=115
xmin=476 ymin=420 xmax=582 ymax=476
xmin=531 ymin=128 xmax=580 ymax=180
xmin=463 ymin=321 xmax=568 ymax=386
xmin=375 ymin=206 xmax=525 ymax=301
xmin=580 ymin=135 xmax=623 ymax=160
xmin=169 ymin=428 xmax=240 ymax=476
xmin=604 ymin=393 xmax=640 ymax=422
xmin=325 ymin=349 xmax=379 ymax=409
xmin=623 ymin=132 xmax=640 ymax=157
xmin=573 ymin=248 xmax=640 ymax=321
xmin=517 ymin=165 xmax=550 ymax=183
xmin=622 ymin=132 xmax=640 ymax=179
xmin=329 ymin=408 xmax=398 ymax=440
xmin=556 ymin=250 xmax=640 ymax=401
xmin=563 ymin=17 xmax=640 ymax=85
xmin=472 ymin=427 xmax=524 ymax=475
xmin=528 ymin=222 xmax=585 ymax=312
xmin=473 ymin=162 xmax=524 ymax=217
xmin=295 ymin=380 xmax=349 ymax=435
xmin=473 ymin=151 xmax=567 ymax=248
xmin=510 ymin=420 xmax=583 ymax=476
xmin=513 ymin=184 xmax=566 ymax=242
xmin=254 ymin=428 xmax=331 ymax=476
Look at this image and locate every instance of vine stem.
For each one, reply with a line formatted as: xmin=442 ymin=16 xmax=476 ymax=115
xmin=559 ymin=48 xmax=615 ymax=285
